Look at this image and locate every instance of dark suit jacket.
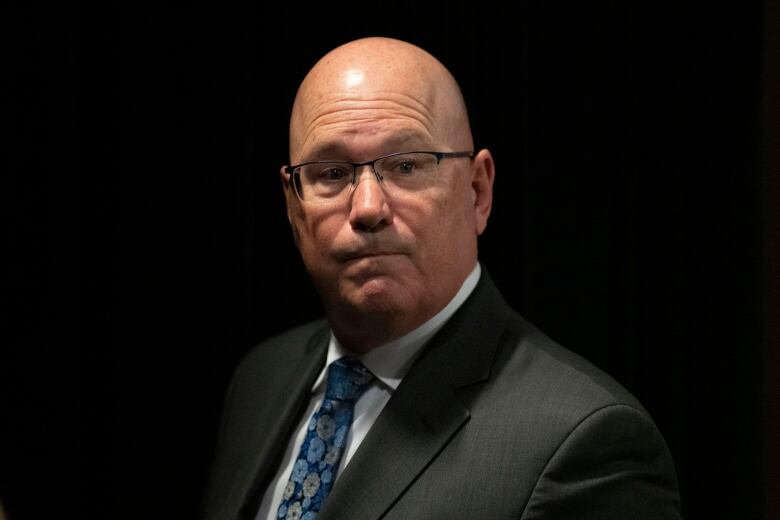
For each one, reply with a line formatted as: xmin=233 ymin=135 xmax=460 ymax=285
xmin=204 ymin=272 xmax=681 ymax=519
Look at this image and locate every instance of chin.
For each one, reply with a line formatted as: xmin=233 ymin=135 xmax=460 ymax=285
xmin=342 ymin=276 xmax=408 ymax=315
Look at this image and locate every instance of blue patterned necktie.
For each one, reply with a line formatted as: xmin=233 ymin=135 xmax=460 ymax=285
xmin=276 ymin=358 xmax=375 ymax=520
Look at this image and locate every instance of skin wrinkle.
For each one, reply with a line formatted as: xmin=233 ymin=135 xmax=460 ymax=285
xmin=305 ymin=130 xmax=432 ymax=159
xmin=304 ymin=110 xmax=433 ymax=147
xmin=305 ymin=91 xmax=436 ymax=121
xmin=304 ymin=110 xmax=433 ymax=139
xmin=282 ymin=37 xmax=494 ymax=352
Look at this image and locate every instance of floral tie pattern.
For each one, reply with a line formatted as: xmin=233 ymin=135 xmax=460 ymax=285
xmin=276 ymin=358 xmax=375 ymax=520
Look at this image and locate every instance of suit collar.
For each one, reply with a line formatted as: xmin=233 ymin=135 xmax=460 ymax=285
xmin=422 ymin=267 xmax=511 ymax=390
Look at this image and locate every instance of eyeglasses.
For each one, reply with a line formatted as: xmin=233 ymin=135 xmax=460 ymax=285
xmin=284 ymin=151 xmax=474 ymax=204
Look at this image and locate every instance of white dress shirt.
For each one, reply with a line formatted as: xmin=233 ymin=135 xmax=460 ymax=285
xmin=255 ymin=263 xmax=481 ymax=520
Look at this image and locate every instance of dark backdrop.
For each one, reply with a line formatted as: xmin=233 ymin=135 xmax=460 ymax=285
xmin=3 ymin=2 xmax=776 ymax=519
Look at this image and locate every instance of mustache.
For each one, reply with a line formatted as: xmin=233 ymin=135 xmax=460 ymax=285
xmin=332 ymin=238 xmax=410 ymax=262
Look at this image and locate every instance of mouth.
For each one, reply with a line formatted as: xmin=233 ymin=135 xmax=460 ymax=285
xmin=340 ymin=251 xmax=401 ymax=263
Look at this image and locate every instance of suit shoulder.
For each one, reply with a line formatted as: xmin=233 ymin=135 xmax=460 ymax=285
xmin=500 ymin=311 xmax=647 ymax=415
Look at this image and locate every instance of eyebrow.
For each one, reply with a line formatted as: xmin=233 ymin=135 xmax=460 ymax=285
xmin=304 ymin=131 xmax=432 ymax=162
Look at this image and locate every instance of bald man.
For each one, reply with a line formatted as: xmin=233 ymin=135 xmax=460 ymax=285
xmin=204 ymin=38 xmax=682 ymax=520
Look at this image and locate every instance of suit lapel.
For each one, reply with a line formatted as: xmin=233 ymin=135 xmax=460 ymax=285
xmin=318 ymin=271 xmax=512 ymax=520
xmin=228 ymin=327 xmax=329 ymax=519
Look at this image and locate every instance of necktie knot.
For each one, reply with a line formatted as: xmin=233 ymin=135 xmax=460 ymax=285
xmin=325 ymin=358 xmax=374 ymax=402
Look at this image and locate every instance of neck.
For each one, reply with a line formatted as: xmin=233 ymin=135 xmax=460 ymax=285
xmin=328 ymin=308 xmax=431 ymax=354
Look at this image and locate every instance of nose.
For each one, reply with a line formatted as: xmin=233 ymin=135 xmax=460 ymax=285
xmin=348 ymin=165 xmax=393 ymax=232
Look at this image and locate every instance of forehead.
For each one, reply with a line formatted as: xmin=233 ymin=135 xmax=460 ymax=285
xmin=303 ymin=129 xmax=433 ymax=161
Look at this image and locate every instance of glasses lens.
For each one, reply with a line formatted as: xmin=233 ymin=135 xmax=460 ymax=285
xmin=375 ymin=153 xmax=439 ymax=192
xmin=295 ymin=163 xmax=353 ymax=201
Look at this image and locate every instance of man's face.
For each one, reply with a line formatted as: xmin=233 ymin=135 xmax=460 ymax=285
xmin=286 ymin=109 xmax=478 ymax=341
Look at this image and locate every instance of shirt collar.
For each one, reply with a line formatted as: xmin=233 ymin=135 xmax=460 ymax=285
xmin=311 ymin=263 xmax=482 ymax=393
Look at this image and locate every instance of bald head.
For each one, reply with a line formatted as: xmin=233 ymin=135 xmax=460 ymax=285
xmin=289 ymin=38 xmax=473 ymax=162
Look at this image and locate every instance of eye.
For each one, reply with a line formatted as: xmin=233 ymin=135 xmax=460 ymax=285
xmin=314 ymin=165 xmax=351 ymax=183
xmin=397 ymin=161 xmax=415 ymax=175
xmin=384 ymin=156 xmax=419 ymax=176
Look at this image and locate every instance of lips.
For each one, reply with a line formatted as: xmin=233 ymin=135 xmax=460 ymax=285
xmin=334 ymin=241 xmax=408 ymax=262
xmin=333 ymin=235 xmax=409 ymax=262
xmin=338 ymin=250 xmax=401 ymax=262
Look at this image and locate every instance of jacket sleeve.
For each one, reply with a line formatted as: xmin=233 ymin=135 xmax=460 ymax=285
xmin=521 ymin=403 xmax=682 ymax=520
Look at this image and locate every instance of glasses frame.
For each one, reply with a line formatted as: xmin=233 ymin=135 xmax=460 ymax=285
xmin=283 ymin=150 xmax=474 ymax=202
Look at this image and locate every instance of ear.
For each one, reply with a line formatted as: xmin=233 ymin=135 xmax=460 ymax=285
xmin=470 ymin=148 xmax=495 ymax=235
xmin=280 ymin=166 xmax=301 ymax=247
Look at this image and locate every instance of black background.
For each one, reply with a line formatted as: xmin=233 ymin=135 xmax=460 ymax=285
xmin=3 ymin=1 xmax=778 ymax=519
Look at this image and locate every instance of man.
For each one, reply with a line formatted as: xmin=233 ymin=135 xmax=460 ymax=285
xmin=204 ymin=37 xmax=681 ymax=519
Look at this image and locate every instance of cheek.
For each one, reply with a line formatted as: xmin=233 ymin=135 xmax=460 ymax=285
xmin=294 ymin=211 xmax=340 ymax=261
xmin=439 ymin=193 xmax=477 ymax=249
xmin=431 ymin=184 xmax=473 ymax=228
xmin=404 ymin=190 xmax=471 ymax=258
